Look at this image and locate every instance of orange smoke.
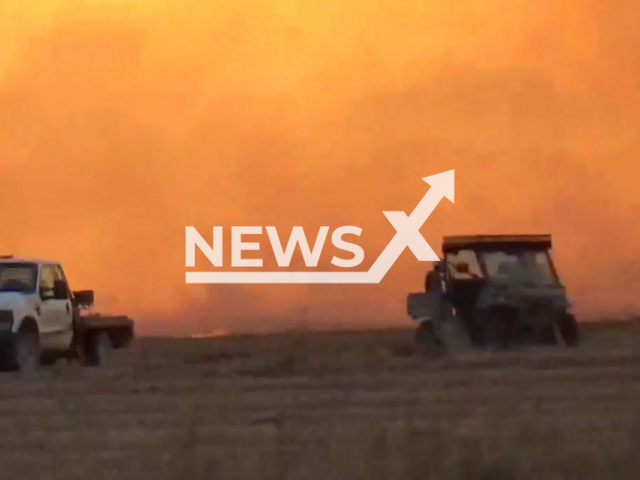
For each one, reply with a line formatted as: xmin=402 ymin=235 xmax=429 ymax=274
xmin=1 ymin=0 xmax=639 ymax=334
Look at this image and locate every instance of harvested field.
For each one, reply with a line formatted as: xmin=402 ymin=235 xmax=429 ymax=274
xmin=1 ymin=322 xmax=640 ymax=480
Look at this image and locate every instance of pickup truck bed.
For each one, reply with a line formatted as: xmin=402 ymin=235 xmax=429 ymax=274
xmin=78 ymin=314 xmax=135 ymax=349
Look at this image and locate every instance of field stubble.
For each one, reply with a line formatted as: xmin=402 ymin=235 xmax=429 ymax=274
xmin=0 ymin=322 xmax=639 ymax=479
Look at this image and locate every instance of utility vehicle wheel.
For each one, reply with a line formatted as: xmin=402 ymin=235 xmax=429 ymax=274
xmin=86 ymin=331 xmax=112 ymax=367
xmin=538 ymin=324 xmax=558 ymax=345
xmin=414 ymin=321 xmax=444 ymax=357
xmin=558 ymin=314 xmax=579 ymax=347
xmin=40 ymin=354 xmax=58 ymax=367
xmin=485 ymin=317 xmax=509 ymax=350
xmin=12 ymin=326 xmax=41 ymax=372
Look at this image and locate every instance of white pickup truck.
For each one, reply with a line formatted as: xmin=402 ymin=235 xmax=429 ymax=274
xmin=0 ymin=256 xmax=134 ymax=371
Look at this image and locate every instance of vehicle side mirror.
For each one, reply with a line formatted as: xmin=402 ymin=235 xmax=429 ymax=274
xmin=53 ymin=280 xmax=68 ymax=300
xmin=454 ymin=262 xmax=470 ymax=274
xmin=73 ymin=290 xmax=94 ymax=308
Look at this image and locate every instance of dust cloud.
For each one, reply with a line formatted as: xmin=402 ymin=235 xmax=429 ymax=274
xmin=1 ymin=0 xmax=639 ymax=334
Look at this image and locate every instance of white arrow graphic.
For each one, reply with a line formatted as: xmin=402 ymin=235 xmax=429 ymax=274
xmin=186 ymin=170 xmax=454 ymax=284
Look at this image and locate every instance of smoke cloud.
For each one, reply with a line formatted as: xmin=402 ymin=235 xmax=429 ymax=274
xmin=1 ymin=0 xmax=639 ymax=334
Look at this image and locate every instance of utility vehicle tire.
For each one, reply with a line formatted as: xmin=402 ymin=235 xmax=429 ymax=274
xmin=414 ymin=321 xmax=444 ymax=358
xmin=86 ymin=331 xmax=112 ymax=367
xmin=40 ymin=354 xmax=58 ymax=366
xmin=484 ymin=315 xmax=510 ymax=350
xmin=11 ymin=324 xmax=41 ymax=372
xmin=558 ymin=314 xmax=579 ymax=347
xmin=538 ymin=324 xmax=558 ymax=345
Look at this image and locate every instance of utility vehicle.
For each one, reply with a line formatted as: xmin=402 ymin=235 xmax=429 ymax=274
xmin=407 ymin=235 xmax=579 ymax=351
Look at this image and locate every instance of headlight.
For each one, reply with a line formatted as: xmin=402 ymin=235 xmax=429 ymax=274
xmin=0 ymin=310 xmax=13 ymax=331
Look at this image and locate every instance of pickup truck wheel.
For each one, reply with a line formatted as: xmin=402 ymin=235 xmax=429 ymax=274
xmin=69 ymin=320 xmax=86 ymax=364
xmin=12 ymin=328 xmax=41 ymax=372
xmin=87 ymin=331 xmax=112 ymax=367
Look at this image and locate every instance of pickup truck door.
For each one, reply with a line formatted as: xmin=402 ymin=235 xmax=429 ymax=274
xmin=38 ymin=264 xmax=74 ymax=350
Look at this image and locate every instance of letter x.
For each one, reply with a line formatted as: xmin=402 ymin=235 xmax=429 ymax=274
xmin=382 ymin=211 xmax=439 ymax=261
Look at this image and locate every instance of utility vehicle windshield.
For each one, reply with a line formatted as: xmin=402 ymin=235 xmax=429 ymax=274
xmin=0 ymin=263 xmax=38 ymax=293
xmin=446 ymin=247 xmax=559 ymax=285
xmin=479 ymin=249 xmax=558 ymax=285
xmin=446 ymin=250 xmax=484 ymax=279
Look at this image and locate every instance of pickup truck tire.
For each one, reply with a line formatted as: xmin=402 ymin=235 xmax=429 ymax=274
xmin=86 ymin=331 xmax=112 ymax=367
xmin=11 ymin=321 xmax=41 ymax=372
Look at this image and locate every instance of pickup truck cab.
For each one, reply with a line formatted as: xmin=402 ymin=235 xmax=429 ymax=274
xmin=0 ymin=256 xmax=134 ymax=371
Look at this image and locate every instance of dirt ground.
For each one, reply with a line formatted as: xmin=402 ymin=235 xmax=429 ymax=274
xmin=0 ymin=322 xmax=639 ymax=480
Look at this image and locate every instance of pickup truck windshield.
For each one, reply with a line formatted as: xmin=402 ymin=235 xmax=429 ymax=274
xmin=0 ymin=263 xmax=38 ymax=293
